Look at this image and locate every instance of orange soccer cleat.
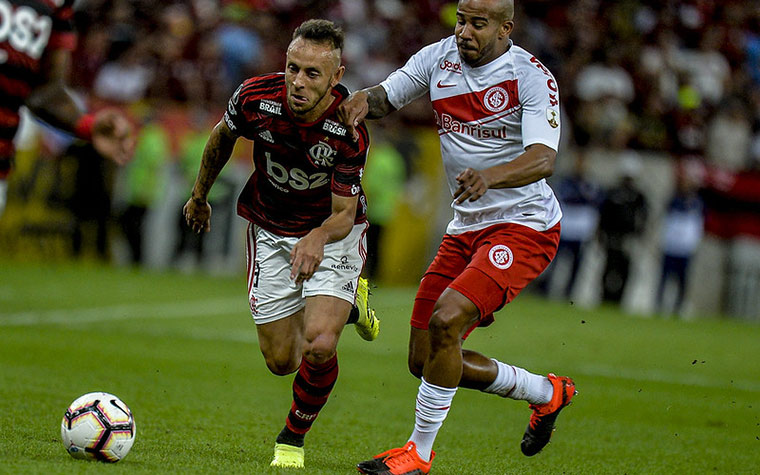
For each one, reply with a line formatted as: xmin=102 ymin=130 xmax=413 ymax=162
xmin=520 ymin=373 xmax=577 ymax=456
xmin=356 ymin=441 xmax=434 ymax=475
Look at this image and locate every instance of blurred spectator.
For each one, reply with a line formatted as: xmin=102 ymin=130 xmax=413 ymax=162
xmin=362 ymin=125 xmax=406 ymax=280
xmin=546 ymin=151 xmax=603 ymax=298
xmin=214 ymin=3 xmax=262 ymax=92
xmin=597 ymin=153 xmax=649 ymax=303
xmin=574 ymin=47 xmax=635 ymax=148
xmin=119 ymin=119 xmax=170 ymax=265
xmin=706 ymin=98 xmax=752 ymax=171
xmin=93 ymin=36 xmax=154 ymax=104
xmin=657 ymin=161 xmax=704 ymax=315
xmin=66 ymin=142 xmax=114 ymax=260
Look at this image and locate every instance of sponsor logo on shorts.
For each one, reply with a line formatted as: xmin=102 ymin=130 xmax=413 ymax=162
xmin=332 ymin=255 xmax=359 ymax=273
xmin=488 ymin=244 xmax=514 ymax=270
xmin=341 ymin=280 xmax=354 ymax=293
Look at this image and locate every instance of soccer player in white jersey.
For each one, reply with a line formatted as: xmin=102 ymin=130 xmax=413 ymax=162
xmin=338 ymin=1 xmax=576 ymax=473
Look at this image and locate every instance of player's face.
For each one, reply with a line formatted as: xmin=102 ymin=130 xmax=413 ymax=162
xmin=285 ymin=37 xmax=345 ymax=121
xmin=455 ymin=0 xmax=513 ymax=67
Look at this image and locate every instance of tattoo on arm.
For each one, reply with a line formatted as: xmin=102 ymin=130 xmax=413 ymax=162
xmin=365 ymin=85 xmax=395 ymax=119
xmin=192 ymin=123 xmax=237 ymax=202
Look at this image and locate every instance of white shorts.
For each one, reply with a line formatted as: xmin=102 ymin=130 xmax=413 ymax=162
xmin=245 ymin=222 xmax=368 ymax=325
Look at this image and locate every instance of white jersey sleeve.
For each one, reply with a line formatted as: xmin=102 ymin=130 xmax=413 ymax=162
xmin=380 ymin=41 xmax=440 ymax=110
xmin=518 ymin=56 xmax=561 ymax=152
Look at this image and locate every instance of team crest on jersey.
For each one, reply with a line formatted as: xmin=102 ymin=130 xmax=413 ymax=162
xmin=546 ymin=108 xmax=559 ymax=128
xmin=488 ymin=244 xmax=514 ymax=270
xmin=483 ymin=87 xmax=509 ymax=113
xmin=308 ymin=141 xmax=336 ymax=167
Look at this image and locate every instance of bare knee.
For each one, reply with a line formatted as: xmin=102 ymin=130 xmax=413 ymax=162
xmin=302 ymin=333 xmax=338 ymax=365
xmin=428 ymin=305 xmax=468 ymax=347
xmin=427 ymin=290 xmax=480 ymax=346
xmin=264 ymin=354 xmax=299 ymax=376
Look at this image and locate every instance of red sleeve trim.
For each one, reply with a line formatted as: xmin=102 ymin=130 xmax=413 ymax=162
xmin=48 ymin=32 xmax=77 ymax=51
xmin=74 ymin=113 xmax=95 ymax=140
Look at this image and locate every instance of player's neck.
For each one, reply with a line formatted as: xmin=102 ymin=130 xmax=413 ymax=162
xmin=468 ymin=39 xmax=513 ymax=68
xmin=294 ymin=92 xmax=336 ymax=123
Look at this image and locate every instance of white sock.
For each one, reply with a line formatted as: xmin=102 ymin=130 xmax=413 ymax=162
xmin=483 ymin=359 xmax=553 ymax=405
xmin=408 ymin=378 xmax=457 ymax=462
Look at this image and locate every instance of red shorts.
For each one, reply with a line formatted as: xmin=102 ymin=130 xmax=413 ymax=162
xmin=411 ymin=222 xmax=560 ymax=337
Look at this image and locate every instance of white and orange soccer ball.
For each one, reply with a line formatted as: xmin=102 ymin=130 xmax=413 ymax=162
xmin=61 ymin=392 xmax=136 ymax=462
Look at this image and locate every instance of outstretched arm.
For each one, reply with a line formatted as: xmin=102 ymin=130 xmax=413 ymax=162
xmin=26 ymin=50 xmax=133 ymax=165
xmin=337 ymin=85 xmax=396 ymax=140
xmin=183 ymin=119 xmax=239 ymax=233
xmin=453 ymin=144 xmax=557 ymax=204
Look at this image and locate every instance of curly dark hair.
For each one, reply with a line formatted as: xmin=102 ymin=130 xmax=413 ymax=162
xmin=292 ymin=19 xmax=344 ymax=52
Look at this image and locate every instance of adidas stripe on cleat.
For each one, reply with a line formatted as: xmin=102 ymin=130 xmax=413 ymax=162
xmin=356 ymin=441 xmax=433 ymax=475
xmin=520 ymin=373 xmax=576 ymax=456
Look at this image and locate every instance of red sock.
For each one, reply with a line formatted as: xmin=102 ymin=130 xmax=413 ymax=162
xmin=285 ymin=354 xmax=339 ymax=436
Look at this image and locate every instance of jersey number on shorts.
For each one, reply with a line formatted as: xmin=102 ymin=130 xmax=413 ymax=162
xmin=252 ymin=261 xmax=260 ymax=288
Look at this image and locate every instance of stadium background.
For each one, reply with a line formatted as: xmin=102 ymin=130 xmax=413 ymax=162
xmin=1 ymin=0 xmax=760 ymax=321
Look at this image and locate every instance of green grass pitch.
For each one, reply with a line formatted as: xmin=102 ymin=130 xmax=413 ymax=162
xmin=1 ymin=261 xmax=759 ymax=474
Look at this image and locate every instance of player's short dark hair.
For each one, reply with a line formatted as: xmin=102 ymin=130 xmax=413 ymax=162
xmin=292 ymin=19 xmax=344 ymax=52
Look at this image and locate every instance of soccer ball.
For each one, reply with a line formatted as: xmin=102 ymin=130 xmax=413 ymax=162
xmin=61 ymin=392 xmax=136 ymax=462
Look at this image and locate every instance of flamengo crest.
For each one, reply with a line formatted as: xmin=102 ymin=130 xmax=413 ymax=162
xmin=308 ymin=141 xmax=336 ymax=167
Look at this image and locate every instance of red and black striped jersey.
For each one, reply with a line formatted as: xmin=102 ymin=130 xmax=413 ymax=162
xmin=223 ymin=73 xmax=370 ymax=237
xmin=0 ymin=0 xmax=76 ymax=160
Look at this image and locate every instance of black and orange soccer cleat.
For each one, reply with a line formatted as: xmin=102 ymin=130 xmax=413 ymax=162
xmin=356 ymin=441 xmax=434 ymax=475
xmin=520 ymin=373 xmax=577 ymax=456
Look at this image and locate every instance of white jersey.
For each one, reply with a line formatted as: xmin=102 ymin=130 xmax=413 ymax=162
xmin=380 ymin=36 xmax=562 ymax=234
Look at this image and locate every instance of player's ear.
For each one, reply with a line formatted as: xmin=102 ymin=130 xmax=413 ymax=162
xmin=331 ymin=64 xmax=345 ymax=88
xmin=500 ymin=20 xmax=514 ymax=39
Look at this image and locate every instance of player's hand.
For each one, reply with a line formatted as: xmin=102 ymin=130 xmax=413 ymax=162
xmin=290 ymin=229 xmax=328 ymax=283
xmin=454 ymin=168 xmax=489 ymax=204
xmin=92 ymin=109 xmax=135 ymax=165
xmin=336 ymin=90 xmax=369 ymax=142
xmin=183 ymin=198 xmax=212 ymax=234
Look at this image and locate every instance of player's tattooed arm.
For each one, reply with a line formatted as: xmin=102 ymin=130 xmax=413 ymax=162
xmin=183 ymin=120 xmax=238 ymax=233
xmin=363 ymin=85 xmax=395 ymax=119
xmin=190 ymin=120 xmax=238 ymax=203
xmin=337 ymin=85 xmax=396 ymax=140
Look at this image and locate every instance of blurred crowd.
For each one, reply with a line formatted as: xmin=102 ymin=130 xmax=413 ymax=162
xmin=5 ymin=0 xmax=760 ymax=318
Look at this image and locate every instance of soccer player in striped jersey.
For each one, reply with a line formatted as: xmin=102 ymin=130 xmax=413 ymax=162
xmin=0 ymin=0 xmax=133 ymax=217
xmin=182 ymin=19 xmax=379 ymax=469
xmin=339 ymin=1 xmax=576 ymax=473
